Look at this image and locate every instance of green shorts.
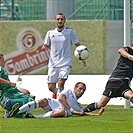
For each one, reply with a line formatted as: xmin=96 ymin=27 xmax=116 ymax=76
xmin=0 ymin=87 xmax=35 ymax=111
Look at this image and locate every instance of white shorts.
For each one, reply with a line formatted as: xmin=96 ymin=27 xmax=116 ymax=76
xmin=42 ymin=98 xmax=73 ymax=117
xmin=45 ymin=98 xmax=63 ymax=111
xmin=47 ymin=66 xmax=70 ymax=83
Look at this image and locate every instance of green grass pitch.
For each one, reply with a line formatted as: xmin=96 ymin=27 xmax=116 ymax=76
xmin=0 ymin=105 xmax=133 ymax=133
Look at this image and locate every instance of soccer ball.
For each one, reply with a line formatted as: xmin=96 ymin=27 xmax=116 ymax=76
xmin=74 ymin=45 xmax=89 ymax=60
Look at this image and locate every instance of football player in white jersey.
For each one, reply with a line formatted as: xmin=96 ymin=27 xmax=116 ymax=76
xmin=41 ymin=13 xmax=86 ymax=98
xmin=10 ymin=82 xmax=104 ymax=118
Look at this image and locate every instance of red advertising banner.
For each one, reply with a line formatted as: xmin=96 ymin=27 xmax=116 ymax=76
xmin=4 ymin=27 xmax=50 ymax=74
xmin=5 ymin=46 xmax=50 ymax=74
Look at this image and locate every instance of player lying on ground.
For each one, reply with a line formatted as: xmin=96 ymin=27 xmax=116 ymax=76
xmin=10 ymin=82 xmax=104 ymax=118
xmin=2 ymin=87 xmax=34 ymax=118
xmin=0 ymin=54 xmax=35 ymax=118
xmin=83 ymin=44 xmax=133 ymax=112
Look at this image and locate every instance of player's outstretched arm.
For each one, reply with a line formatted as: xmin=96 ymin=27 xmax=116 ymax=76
xmin=118 ymin=47 xmax=133 ymax=61
xmin=83 ymin=107 xmax=105 ymax=116
xmin=0 ymin=78 xmax=16 ymax=87
xmin=72 ymin=107 xmax=105 ymax=116
xmin=72 ymin=110 xmax=84 ymax=116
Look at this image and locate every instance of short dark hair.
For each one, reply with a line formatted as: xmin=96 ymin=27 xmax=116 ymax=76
xmin=75 ymin=82 xmax=86 ymax=89
xmin=0 ymin=54 xmax=3 ymax=56
xmin=55 ymin=13 xmax=66 ymax=20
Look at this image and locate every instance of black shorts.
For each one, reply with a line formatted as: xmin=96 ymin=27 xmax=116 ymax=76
xmin=103 ymin=78 xmax=131 ymax=98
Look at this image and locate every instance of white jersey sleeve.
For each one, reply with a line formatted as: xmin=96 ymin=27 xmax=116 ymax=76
xmin=43 ymin=31 xmax=51 ymax=46
xmin=70 ymin=29 xmax=79 ymax=45
xmin=60 ymin=89 xmax=83 ymax=113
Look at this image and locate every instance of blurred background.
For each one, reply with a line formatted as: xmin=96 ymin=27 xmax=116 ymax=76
xmin=0 ymin=0 xmax=131 ymax=20
xmin=0 ymin=0 xmax=132 ymax=75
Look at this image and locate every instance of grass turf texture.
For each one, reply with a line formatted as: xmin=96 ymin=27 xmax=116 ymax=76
xmin=0 ymin=105 xmax=133 ymax=133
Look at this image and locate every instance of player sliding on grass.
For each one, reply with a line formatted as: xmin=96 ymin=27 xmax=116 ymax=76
xmin=0 ymin=54 xmax=35 ymax=118
xmin=83 ymin=44 xmax=133 ymax=112
xmin=10 ymin=82 xmax=104 ymax=118
xmin=41 ymin=13 xmax=86 ymax=99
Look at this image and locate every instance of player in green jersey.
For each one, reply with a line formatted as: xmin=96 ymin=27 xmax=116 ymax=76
xmin=0 ymin=54 xmax=35 ymax=118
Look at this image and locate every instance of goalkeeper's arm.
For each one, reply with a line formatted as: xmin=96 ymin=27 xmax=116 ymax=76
xmin=118 ymin=47 xmax=133 ymax=61
xmin=128 ymin=55 xmax=133 ymax=61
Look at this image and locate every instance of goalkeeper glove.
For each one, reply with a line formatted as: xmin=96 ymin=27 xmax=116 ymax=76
xmin=128 ymin=55 xmax=133 ymax=61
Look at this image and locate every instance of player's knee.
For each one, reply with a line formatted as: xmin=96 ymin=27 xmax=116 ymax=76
xmin=38 ymin=98 xmax=48 ymax=107
xmin=59 ymin=109 xmax=65 ymax=115
xmin=52 ymin=109 xmax=65 ymax=117
xmin=24 ymin=90 xmax=30 ymax=94
xmin=58 ymin=78 xmax=65 ymax=88
xmin=48 ymin=84 xmax=56 ymax=92
xmin=48 ymin=87 xmax=53 ymax=92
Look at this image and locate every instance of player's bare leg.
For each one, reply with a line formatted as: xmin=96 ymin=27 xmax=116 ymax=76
xmin=17 ymin=87 xmax=30 ymax=94
xmin=83 ymin=95 xmax=110 ymax=112
xmin=123 ymin=90 xmax=133 ymax=103
xmin=48 ymin=83 xmax=57 ymax=99
xmin=57 ymin=78 xmax=66 ymax=96
xmin=35 ymin=109 xmax=66 ymax=118
xmin=51 ymin=109 xmax=66 ymax=117
xmin=97 ymin=95 xmax=110 ymax=108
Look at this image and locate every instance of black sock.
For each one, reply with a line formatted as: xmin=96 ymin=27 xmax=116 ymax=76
xmin=129 ymin=96 xmax=133 ymax=103
xmin=83 ymin=102 xmax=97 ymax=112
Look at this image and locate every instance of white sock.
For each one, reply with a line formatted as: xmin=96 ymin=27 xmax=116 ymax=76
xmin=19 ymin=101 xmax=39 ymax=113
xmin=35 ymin=111 xmax=53 ymax=118
xmin=43 ymin=111 xmax=53 ymax=118
xmin=35 ymin=114 xmax=46 ymax=118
